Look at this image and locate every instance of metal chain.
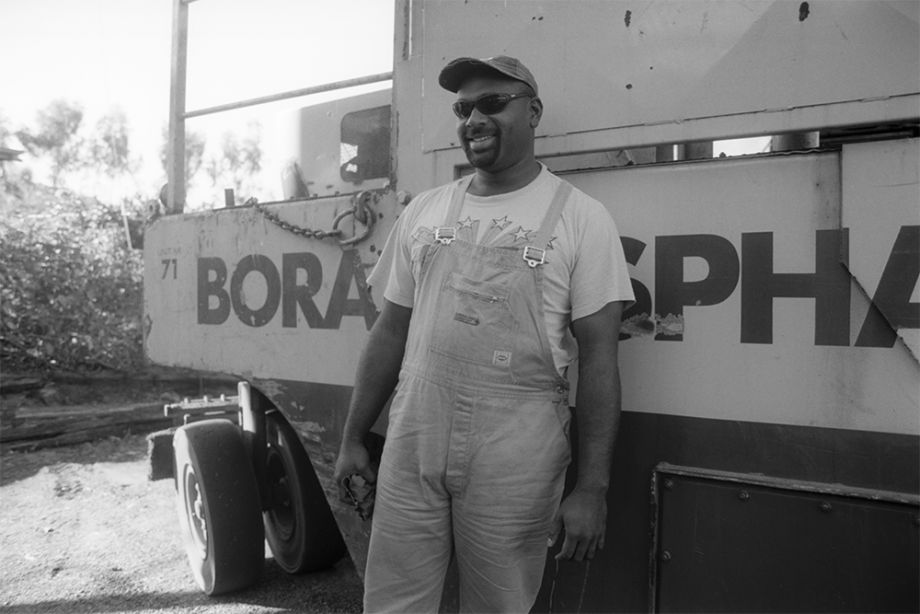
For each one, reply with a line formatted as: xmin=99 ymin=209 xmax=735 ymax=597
xmin=248 ymin=198 xmax=344 ymax=241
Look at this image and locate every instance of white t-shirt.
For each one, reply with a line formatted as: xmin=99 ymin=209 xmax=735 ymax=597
xmin=369 ymin=166 xmax=634 ymax=374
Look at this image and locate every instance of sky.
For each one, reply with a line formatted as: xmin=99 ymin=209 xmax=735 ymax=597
xmin=3 ymin=0 xmax=395 ymax=202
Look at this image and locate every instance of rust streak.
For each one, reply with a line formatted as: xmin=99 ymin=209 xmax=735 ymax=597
xmin=799 ymin=1 xmax=810 ymax=22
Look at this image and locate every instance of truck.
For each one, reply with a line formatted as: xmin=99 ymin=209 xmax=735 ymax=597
xmin=146 ymin=1 xmax=919 ymax=611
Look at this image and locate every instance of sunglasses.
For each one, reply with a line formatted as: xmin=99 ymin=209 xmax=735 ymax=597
xmin=452 ymin=93 xmax=533 ymax=119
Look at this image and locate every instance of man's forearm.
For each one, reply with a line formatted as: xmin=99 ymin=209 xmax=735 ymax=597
xmin=342 ymin=332 xmax=404 ymax=443
xmin=552 ymin=302 xmax=623 ymax=561
xmin=573 ymin=353 xmax=621 ymax=493
xmin=570 ymin=301 xmax=624 ymax=494
xmin=341 ymin=301 xmax=412 ymax=444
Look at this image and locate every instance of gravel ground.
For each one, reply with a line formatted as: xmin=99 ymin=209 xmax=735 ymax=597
xmin=0 ymin=433 xmax=364 ymax=614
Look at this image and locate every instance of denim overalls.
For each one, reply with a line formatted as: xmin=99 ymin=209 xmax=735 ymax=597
xmin=365 ymin=176 xmax=574 ymax=613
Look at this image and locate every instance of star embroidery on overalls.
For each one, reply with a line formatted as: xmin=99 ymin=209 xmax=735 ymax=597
xmin=510 ymin=226 xmax=533 ymax=243
xmin=491 ymin=215 xmax=512 ymax=230
xmin=455 ymin=216 xmax=479 ymax=242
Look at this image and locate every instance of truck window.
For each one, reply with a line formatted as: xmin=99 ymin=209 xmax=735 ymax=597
xmin=340 ymin=105 xmax=391 ymax=183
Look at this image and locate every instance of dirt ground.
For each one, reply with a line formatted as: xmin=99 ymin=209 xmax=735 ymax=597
xmin=0 ymin=376 xmax=364 ymax=614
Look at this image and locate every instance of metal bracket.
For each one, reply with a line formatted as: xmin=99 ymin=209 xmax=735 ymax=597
xmin=522 ymin=245 xmax=546 ymax=267
xmin=164 ymin=394 xmax=239 ymax=425
xmin=238 ymin=382 xmax=269 ymax=510
xmin=435 ymin=227 xmax=457 ymax=245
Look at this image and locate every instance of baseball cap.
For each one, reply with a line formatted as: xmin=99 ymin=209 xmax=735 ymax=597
xmin=439 ymin=55 xmax=539 ymax=95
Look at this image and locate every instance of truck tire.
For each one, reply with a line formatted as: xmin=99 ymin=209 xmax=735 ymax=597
xmin=173 ymin=419 xmax=264 ymax=595
xmin=263 ymin=411 xmax=346 ymax=573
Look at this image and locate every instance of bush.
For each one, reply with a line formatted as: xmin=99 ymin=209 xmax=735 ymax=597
xmin=0 ymin=182 xmax=145 ymax=373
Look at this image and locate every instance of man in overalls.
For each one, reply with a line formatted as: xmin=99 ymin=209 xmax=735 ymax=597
xmin=334 ymin=55 xmax=634 ymax=613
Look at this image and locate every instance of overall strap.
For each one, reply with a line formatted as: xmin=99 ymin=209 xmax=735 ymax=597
xmin=523 ymin=181 xmax=573 ymax=267
xmin=533 ymin=181 xmax=573 ymax=248
xmin=444 ymin=174 xmax=475 ymax=225
xmin=433 ymin=175 xmax=474 ymax=245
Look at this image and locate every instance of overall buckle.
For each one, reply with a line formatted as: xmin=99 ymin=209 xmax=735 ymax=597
xmin=522 ymin=245 xmax=546 ymax=268
xmin=434 ymin=227 xmax=456 ymax=245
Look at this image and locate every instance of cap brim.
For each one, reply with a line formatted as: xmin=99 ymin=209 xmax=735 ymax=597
xmin=438 ymin=58 xmax=490 ymax=93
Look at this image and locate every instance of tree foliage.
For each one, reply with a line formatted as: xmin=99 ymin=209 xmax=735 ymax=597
xmin=2 ymin=100 xmax=268 ymax=374
xmin=15 ymin=99 xmax=86 ymax=187
xmin=0 ymin=184 xmax=145 ymax=373
xmin=157 ymin=120 xmax=264 ymax=209
xmin=92 ymin=109 xmax=134 ymax=177
xmin=159 ymin=126 xmax=206 ymax=191
xmin=2 ymin=101 xmax=147 ymax=373
xmin=0 ymin=112 xmax=12 ymax=147
xmin=205 ymin=122 xmax=262 ymax=200
xmin=14 ymin=100 xmax=139 ymax=186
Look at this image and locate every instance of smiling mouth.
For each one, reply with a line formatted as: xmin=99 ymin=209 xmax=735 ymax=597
xmin=468 ymin=134 xmax=496 ymax=152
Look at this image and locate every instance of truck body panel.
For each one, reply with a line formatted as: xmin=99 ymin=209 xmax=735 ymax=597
xmin=145 ymin=194 xmax=389 ymax=385
xmin=395 ymin=0 xmax=920 ymax=191
xmin=146 ymin=143 xmax=919 ymax=435
xmin=278 ymin=89 xmax=392 ymax=199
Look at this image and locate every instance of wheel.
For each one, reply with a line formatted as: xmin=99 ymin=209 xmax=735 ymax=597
xmin=263 ymin=411 xmax=346 ymax=573
xmin=173 ymin=419 xmax=264 ymax=595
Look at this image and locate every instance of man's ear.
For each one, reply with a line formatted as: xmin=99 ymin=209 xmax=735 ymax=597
xmin=530 ymin=97 xmax=543 ymax=128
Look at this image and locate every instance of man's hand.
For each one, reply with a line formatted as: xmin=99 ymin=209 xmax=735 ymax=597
xmin=333 ymin=439 xmax=377 ymax=515
xmin=549 ymin=488 xmax=607 ymax=562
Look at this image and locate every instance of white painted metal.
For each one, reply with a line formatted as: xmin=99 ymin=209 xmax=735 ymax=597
xmin=278 ymin=90 xmax=392 ymax=199
xmin=842 ymin=138 xmax=920 ymax=359
xmin=395 ymin=0 xmax=919 ymax=195
xmin=185 ymin=74 xmax=392 ymax=120
xmin=566 ymin=143 xmax=918 ymax=436
xmin=166 ymin=0 xmax=189 ymax=214
xmin=146 ymin=144 xmax=919 ymax=435
xmin=144 ymin=193 xmax=397 ymax=387
xmin=151 ymin=0 xmax=919 ymax=434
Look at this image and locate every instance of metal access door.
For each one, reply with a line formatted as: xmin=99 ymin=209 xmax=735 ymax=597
xmin=651 ymin=464 xmax=920 ymax=613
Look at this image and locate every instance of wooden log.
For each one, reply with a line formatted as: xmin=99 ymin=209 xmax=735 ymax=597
xmin=1 ymin=418 xmax=174 ymax=452
xmin=0 ymin=377 xmax=44 ymax=394
xmin=0 ymin=403 xmax=172 ymax=450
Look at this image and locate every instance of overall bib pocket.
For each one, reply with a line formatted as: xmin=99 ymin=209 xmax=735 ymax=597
xmin=429 ymin=272 xmax=519 ymax=369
